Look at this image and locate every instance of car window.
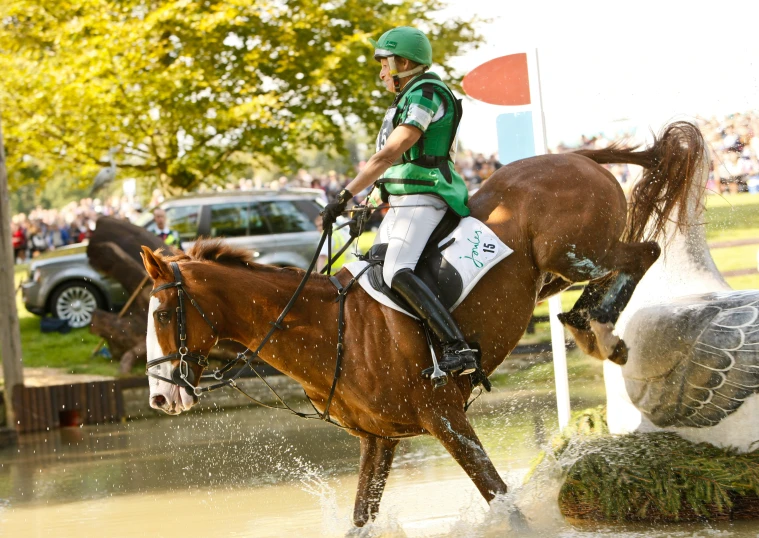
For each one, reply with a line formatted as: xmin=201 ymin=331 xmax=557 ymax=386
xmin=210 ymin=202 xmax=248 ymax=237
xmin=260 ymin=201 xmax=317 ymax=233
xmin=166 ymin=205 xmax=200 ymax=241
xmin=248 ymin=204 xmax=269 ymax=236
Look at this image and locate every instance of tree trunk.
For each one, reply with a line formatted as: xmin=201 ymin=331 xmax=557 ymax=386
xmin=0 ymin=113 xmax=23 ymax=434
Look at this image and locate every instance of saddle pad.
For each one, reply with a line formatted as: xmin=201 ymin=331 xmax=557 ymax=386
xmin=344 ymin=217 xmax=513 ymax=317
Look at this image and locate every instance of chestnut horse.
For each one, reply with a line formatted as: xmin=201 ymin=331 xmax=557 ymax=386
xmin=141 ymin=122 xmax=704 ymax=527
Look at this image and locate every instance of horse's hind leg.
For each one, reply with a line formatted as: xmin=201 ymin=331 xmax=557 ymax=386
xmin=560 ymin=241 xmax=660 ymax=364
xmin=352 ymin=436 xmax=399 ymax=527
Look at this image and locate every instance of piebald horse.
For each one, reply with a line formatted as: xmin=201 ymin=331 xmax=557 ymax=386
xmin=141 ymin=122 xmax=704 ymax=527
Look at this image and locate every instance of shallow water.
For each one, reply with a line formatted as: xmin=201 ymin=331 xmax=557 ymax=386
xmin=0 ymin=389 xmax=758 ymax=537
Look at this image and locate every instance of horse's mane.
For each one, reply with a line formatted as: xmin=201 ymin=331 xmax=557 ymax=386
xmin=161 ymin=238 xmax=258 ymax=269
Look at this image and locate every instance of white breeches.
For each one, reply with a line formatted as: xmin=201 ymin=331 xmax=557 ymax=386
xmin=376 ymin=193 xmax=448 ymax=285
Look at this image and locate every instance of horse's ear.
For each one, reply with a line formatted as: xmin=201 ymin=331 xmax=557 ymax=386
xmin=141 ymin=246 xmax=170 ymax=281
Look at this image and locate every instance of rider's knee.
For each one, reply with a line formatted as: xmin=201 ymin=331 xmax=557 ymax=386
xmin=384 ymin=264 xmax=401 ymax=288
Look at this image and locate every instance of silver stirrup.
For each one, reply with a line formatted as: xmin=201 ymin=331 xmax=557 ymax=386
xmin=424 ymin=327 xmax=447 ymax=388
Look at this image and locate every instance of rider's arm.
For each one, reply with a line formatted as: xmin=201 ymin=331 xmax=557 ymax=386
xmin=343 ymin=125 xmax=422 ymax=195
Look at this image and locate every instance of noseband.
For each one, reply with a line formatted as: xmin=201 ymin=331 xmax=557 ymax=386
xmin=147 ymin=262 xmax=219 ymax=396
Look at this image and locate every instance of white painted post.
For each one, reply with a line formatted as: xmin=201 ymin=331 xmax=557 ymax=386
xmin=548 ymin=295 xmax=571 ymax=430
xmin=527 ymin=49 xmax=571 ymax=430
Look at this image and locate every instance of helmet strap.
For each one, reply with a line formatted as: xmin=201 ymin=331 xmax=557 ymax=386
xmin=388 ymin=56 xmax=401 ymax=93
xmin=387 ymin=56 xmax=427 ymax=93
xmin=395 ymin=64 xmax=427 ymax=79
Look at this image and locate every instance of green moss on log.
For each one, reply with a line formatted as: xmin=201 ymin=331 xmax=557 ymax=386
xmin=557 ymin=424 xmax=759 ymax=521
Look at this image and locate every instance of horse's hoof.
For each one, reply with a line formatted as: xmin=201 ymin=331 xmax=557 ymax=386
xmin=609 ymin=339 xmax=628 ymax=366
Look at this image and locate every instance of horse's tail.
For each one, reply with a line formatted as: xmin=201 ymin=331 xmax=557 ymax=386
xmin=574 ymin=121 xmax=705 ymax=243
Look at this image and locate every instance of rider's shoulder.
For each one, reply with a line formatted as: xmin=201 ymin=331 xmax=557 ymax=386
xmin=404 ymin=73 xmax=449 ymax=99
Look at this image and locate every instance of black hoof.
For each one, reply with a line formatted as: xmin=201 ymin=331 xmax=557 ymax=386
xmin=609 ymin=339 xmax=628 ymax=366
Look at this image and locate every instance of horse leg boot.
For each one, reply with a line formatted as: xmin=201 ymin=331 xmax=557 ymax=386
xmin=588 ymin=241 xmax=661 ymax=365
xmin=390 ymin=269 xmax=477 ymax=376
xmin=557 ymin=278 xmax=614 ymax=361
xmin=353 ymin=436 xmax=399 ymax=527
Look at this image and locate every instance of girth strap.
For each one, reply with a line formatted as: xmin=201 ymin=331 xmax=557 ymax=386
xmin=323 ymin=275 xmax=348 ymax=422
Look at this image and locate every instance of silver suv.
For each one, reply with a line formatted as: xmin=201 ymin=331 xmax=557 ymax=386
xmin=22 ymin=189 xmax=327 ymax=328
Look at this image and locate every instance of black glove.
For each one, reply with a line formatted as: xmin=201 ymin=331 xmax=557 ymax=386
xmin=321 ymin=189 xmax=353 ymax=230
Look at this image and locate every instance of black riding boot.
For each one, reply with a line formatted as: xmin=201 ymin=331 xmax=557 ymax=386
xmin=390 ymin=269 xmax=477 ymax=376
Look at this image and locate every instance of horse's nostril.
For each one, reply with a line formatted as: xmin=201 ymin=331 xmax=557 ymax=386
xmin=152 ymin=394 xmax=167 ymax=407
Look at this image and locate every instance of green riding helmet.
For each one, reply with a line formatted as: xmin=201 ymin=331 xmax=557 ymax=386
xmin=370 ymin=27 xmax=432 ymax=91
xmin=369 ymin=26 xmax=432 ymax=66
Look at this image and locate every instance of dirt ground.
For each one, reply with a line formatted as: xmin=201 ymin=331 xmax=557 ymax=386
xmin=21 ymin=367 xmax=115 ymax=387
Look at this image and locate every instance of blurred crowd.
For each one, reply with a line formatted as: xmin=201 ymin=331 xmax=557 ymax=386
xmin=10 ymin=196 xmax=143 ymax=264
xmin=554 ymin=112 xmax=759 ymax=194
xmin=11 ymin=111 xmax=759 ymax=264
xmin=699 ymin=112 xmax=759 ymax=194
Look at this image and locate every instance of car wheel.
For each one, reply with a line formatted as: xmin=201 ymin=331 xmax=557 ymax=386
xmin=50 ymin=282 xmax=104 ymax=329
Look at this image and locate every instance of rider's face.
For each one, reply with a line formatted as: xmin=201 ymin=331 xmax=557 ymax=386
xmin=379 ymin=58 xmax=395 ymax=93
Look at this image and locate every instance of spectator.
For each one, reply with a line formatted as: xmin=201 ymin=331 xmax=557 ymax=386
xmin=27 ymin=223 xmax=47 ymax=257
xmin=11 ymin=219 xmax=26 ymax=264
xmin=146 ymin=208 xmax=182 ymax=249
xmin=45 ymin=220 xmax=70 ymax=250
xmin=325 ymin=170 xmax=341 ymax=200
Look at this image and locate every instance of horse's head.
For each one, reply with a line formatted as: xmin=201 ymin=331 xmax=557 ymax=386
xmin=140 ymin=246 xmax=218 ymax=415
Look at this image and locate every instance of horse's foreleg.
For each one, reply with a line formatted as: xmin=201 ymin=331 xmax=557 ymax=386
xmin=423 ymin=410 xmax=507 ymax=501
xmin=353 ymin=436 xmax=399 ymax=527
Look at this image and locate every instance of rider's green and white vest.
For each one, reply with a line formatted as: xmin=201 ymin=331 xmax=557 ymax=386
xmin=375 ymin=73 xmax=470 ymax=217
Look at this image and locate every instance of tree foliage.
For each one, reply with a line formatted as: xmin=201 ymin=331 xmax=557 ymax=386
xmin=0 ymin=1 xmax=480 ymax=192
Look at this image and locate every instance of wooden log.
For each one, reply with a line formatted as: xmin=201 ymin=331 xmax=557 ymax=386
xmin=87 ymin=216 xmax=165 ymax=266
xmin=87 ymin=242 xmax=152 ymax=306
xmin=119 ymin=342 xmax=146 ymax=375
xmin=90 ymin=310 xmax=145 ymax=360
xmin=86 ymin=222 xmax=158 ymax=366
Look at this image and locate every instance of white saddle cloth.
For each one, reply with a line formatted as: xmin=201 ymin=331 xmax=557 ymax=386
xmin=343 ymin=217 xmax=513 ymax=317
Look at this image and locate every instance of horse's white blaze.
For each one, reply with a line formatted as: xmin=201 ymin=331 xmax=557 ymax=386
xmin=147 ymin=296 xmax=183 ymax=413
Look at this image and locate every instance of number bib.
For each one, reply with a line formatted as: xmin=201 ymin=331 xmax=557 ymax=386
xmin=376 ymin=107 xmax=397 ymax=153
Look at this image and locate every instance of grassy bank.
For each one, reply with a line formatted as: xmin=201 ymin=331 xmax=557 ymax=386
xmin=8 ymin=265 xmax=122 ymax=379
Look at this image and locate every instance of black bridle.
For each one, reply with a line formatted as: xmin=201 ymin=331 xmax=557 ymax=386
xmin=146 ymin=262 xmax=219 ymax=396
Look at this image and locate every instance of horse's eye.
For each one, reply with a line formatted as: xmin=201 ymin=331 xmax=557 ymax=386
xmin=156 ymin=311 xmax=171 ymax=325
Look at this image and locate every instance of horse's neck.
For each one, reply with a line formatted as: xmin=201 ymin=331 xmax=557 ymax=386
xmin=207 ymin=265 xmax=337 ymax=381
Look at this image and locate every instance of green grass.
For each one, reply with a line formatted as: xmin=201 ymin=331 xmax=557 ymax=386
xmin=490 ymin=349 xmax=603 ymax=392
xmin=710 ymin=244 xmax=759 ymax=273
xmin=3 ymin=264 xmax=124 ymax=380
xmin=704 ymin=194 xmax=759 ymax=243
